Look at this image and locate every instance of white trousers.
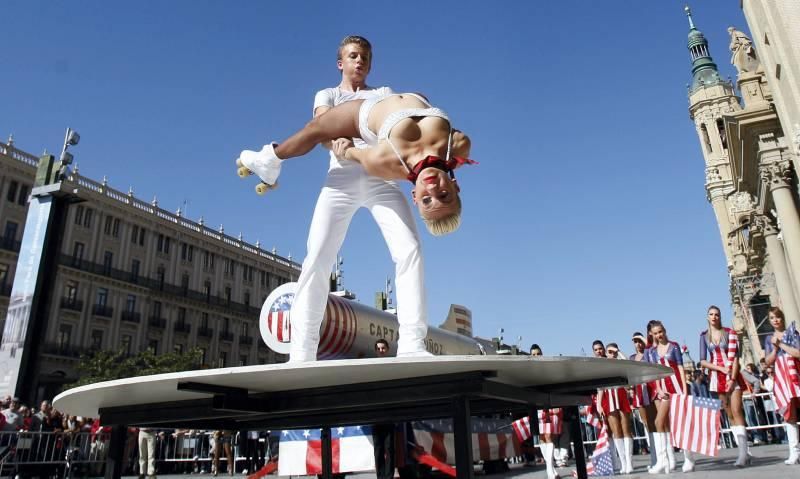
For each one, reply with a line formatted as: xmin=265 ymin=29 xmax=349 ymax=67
xmin=138 ymin=430 xmax=156 ymax=476
xmin=289 ymin=160 xmax=428 ymax=361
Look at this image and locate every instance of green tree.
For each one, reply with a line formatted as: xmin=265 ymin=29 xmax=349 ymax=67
xmin=65 ymin=348 xmax=204 ymax=389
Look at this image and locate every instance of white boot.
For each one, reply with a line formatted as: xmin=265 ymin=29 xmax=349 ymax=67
xmin=786 ymin=422 xmax=800 ymax=465
xmin=237 ymin=143 xmax=283 ymax=186
xmin=682 ymin=449 xmax=695 ymax=472
xmin=623 ymin=437 xmax=634 ymax=474
xmin=665 ymin=433 xmax=676 ymax=471
xmin=648 ymin=432 xmax=668 ymax=474
xmin=610 ymin=437 xmax=621 ymax=472
xmin=613 ymin=438 xmax=627 ymax=474
xmin=731 ymin=425 xmax=750 ymax=467
xmin=541 ymin=442 xmax=560 ymax=479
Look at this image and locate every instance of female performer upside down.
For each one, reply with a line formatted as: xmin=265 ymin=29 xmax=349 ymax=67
xmin=236 ymin=93 xmax=473 ymax=235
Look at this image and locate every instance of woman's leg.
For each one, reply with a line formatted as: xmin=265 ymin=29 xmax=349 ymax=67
xmin=728 ymin=390 xmax=750 ymax=466
xmin=274 ymin=100 xmax=363 ymax=159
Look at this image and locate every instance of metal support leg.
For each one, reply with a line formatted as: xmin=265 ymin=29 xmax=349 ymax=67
xmin=452 ymin=396 xmax=473 ymax=479
xmin=566 ymin=406 xmax=587 ymax=479
xmin=104 ymin=425 xmax=126 ymax=479
xmin=321 ymin=427 xmax=332 ymax=479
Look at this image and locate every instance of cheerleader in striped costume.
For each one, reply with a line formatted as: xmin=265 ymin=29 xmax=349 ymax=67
xmin=630 ymin=331 xmax=658 ymax=468
xmin=698 ymin=305 xmax=749 ymax=468
xmin=592 ymin=340 xmax=635 ymax=474
xmin=764 ymin=307 xmax=800 ymax=465
xmin=538 ymin=407 xmax=564 ymax=479
xmin=644 ymin=321 xmax=686 ymax=474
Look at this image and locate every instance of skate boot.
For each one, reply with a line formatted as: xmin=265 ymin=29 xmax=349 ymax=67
xmin=236 ymin=143 xmax=283 ymax=194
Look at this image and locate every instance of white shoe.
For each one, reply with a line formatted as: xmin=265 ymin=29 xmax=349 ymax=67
xmin=623 ymin=437 xmax=634 ymax=474
xmin=682 ymin=450 xmax=695 ymax=472
xmin=237 ymin=143 xmax=283 ymax=186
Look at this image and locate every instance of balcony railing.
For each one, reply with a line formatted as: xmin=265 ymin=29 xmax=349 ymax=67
xmin=121 ymin=311 xmax=141 ymax=323
xmin=148 ymin=317 xmax=167 ymax=328
xmin=197 ymin=327 xmax=214 ymax=338
xmin=92 ymin=304 xmax=114 ymax=318
xmin=219 ymin=331 xmax=234 ymax=342
xmin=239 ymin=336 xmax=253 ymax=346
xmin=60 ymin=297 xmax=84 ymax=312
xmin=41 ymin=342 xmax=98 ymax=359
xmin=174 ymin=322 xmax=191 ymax=334
xmin=59 ymin=254 xmax=264 ymax=317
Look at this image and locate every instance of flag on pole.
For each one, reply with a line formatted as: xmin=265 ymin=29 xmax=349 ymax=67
xmin=511 ymin=416 xmax=532 ymax=442
xmin=669 ymin=394 xmax=722 ymax=457
xmin=278 ymin=426 xmax=374 ymax=475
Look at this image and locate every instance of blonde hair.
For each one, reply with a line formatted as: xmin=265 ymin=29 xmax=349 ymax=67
xmin=337 ymin=35 xmax=372 ymax=62
xmin=423 ymin=196 xmax=462 ymax=236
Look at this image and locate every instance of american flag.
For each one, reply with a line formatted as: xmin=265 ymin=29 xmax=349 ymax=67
xmin=771 ymin=324 xmax=800 ymax=416
xmin=267 ymin=293 xmax=293 ymax=343
xmin=511 ymin=416 xmax=532 ymax=442
xmin=277 ymin=426 xmax=374 ymax=475
xmin=572 ymin=411 xmax=613 ymax=477
xmin=413 ymin=418 xmax=520 ymax=464
xmin=670 ymin=394 xmax=722 ymax=457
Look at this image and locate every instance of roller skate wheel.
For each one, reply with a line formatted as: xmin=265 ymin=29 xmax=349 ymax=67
xmin=237 ymin=167 xmax=251 ymax=178
xmin=255 ymin=183 xmax=269 ymax=195
xmin=235 ymin=158 xmax=244 ymax=168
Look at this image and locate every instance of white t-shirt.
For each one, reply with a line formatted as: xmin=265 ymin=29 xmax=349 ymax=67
xmin=313 ymin=86 xmax=392 ymax=168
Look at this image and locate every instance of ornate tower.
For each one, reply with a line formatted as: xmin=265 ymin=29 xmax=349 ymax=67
xmin=685 ymin=7 xmax=743 ymax=274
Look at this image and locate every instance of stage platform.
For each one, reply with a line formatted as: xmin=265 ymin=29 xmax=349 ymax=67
xmin=53 ymin=355 xmax=671 ymax=479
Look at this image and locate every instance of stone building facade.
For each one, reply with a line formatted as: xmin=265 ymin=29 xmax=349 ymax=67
xmin=0 ymin=139 xmax=300 ymax=400
xmin=685 ymin=7 xmax=799 ymax=363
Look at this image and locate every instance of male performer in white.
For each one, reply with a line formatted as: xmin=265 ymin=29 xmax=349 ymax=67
xmin=289 ymin=36 xmax=429 ymax=361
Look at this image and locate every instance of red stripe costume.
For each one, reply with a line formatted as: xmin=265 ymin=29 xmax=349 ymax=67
xmin=592 ymin=387 xmax=632 ymax=414
xmin=699 ymin=328 xmax=746 ymax=393
xmin=629 ymin=353 xmax=653 ymax=408
xmin=537 ymin=408 xmax=563 ymax=435
xmin=645 ymin=341 xmax=685 ymax=395
xmin=764 ymin=324 xmax=800 ymax=416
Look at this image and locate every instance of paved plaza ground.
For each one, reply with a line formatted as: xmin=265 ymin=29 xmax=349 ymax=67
xmin=125 ymin=443 xmax=795 ymax=479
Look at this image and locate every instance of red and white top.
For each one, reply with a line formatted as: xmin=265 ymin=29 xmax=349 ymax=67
xmin=700 ymin=328 xmax=745 ymax=393
xmin=593 ymin=387 xmax=632 ymax=414
xmin=629 ymin=352 xmax=653 ymax=408
xmin=646 ymin=341 xmax=685 ymax=395
xmin=537 ymin=408 xmax=563 ymax=435
xmin=764 ymin=324 xmax=800 ymax=416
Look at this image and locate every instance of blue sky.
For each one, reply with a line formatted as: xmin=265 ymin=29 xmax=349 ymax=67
xmin=3 ymin=1 xmax=752 ymax=359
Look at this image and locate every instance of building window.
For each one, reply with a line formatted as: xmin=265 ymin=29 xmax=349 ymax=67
xmin=121 ymin=335 xmax=132 ymax=356
xmin=157 ymin=266 xmax=165 ymax=290
xmin=58 ymin=324 xmax=72 ymax=349
xmin=138 ymin=227 xmax=146 ymax=246
xmin=241 ymin=322 xmax=249 ymax=337
xmin=181 ymin=243 xmax=193 ymax=261
xmin=6 ymin=181 xmax=18 ymax=202
xmin=203 ymin=281 xmax=211 ymax=301
xmin=17 ymin=184 xmax=29 ymax=205
xmin=96 ymin=288 xmax=109 ymax=307
xmin=112 ymin=218 xmax=120 ymax=238
xmin=177 ymin=307 xmax=186 ymax=324
xmin=91 ymin=329 xmax=103 ymax=350
xmin=126 ymin=294 xmax=136 ymax=313
xmin=152 ymin=301 xmax=162 ymax=318
xmin=148 ymin=339 xmax=159 ymax=354
xmin=223 ymin=317 xmax=230 ymax=334
xmin=131 ymin=225 xmax=139 ymax=244
xmin=131 ymin=259 xmax=140 ymax=282
xmin=157 ymin=234 xmax=171 ymax=254
xmin=72 ymin=242 xmax=85 ymax=266
xmin=75 ymin=205 xmax=84 ymax=226
xmin=4 ymin=221 xmax=18 ymax=244
xmin=260 ymin=270 xmax=267 ymax=287
xmin=244 ymin=292 xmax=250 ymax=307
xmin=65 ymin=280 xmax=78 ymax=302
xmin=224 ymin=259 xmax=232 ymax=275
xmin=700 ymin=123 xmax=712 ymax=153
xmin=104 ymin=216 xmax=114 ymax=235
xmin=225 ymin=286 xmax=232 ymax=304
xmin=83 ymin=208 xmax=93 ymax=228
xmin=716 ymin=119 xmax=728 ymax=150
xmin=181 ymin=273 xmax=190 ymax=294
xmin=201 ymin=312 xmax=209 ymax=329
xmin=103 ymin=251 xmax=113 ymax=274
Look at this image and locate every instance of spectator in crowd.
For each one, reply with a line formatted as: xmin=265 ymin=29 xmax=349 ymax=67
xmin=742 ymin=362 xmax=767 ymax=444
xmin=689 ymin=370 xmax=710 ymax=398
xmin=761 ymin=365 xmax=785 ymax=444
xmin=2 ymin=398 xmax=22 ymax=431
xmin=373 ymin=339 xmax=396 ymax=479
xmin=592 ymin=340 xmax=634 ymax=474
xmin=212 ymin=430 xmax=234 ymax=476
xmin=530 ymin=344 xmax=543 ymax=357
xmin=138 ymin=427 xmax=158 ymax=479
xmin=630 ymin=332 xmax=656 ymax=467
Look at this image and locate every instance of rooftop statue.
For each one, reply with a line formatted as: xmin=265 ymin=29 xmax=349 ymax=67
xmin=728 ymin=26 xmax=759 ymax=74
